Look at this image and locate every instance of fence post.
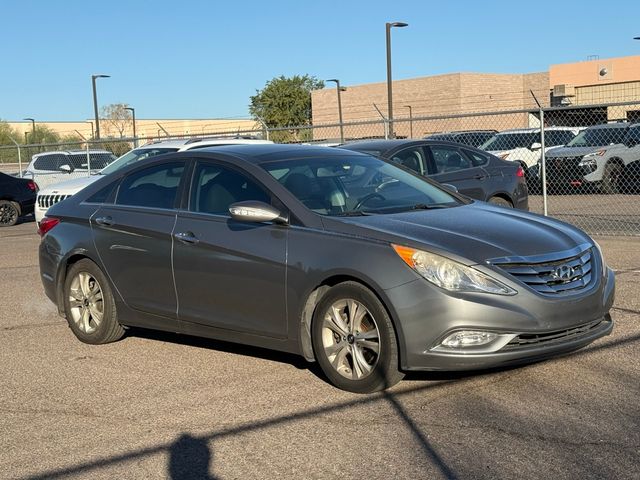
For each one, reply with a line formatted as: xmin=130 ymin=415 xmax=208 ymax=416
xmin=86 ymin=140 xmax=91 ymax=176
xmin=540 ymin=108 xmax=548 ymax=216
xmin=9 ymin=138 xmax=22 ymax=176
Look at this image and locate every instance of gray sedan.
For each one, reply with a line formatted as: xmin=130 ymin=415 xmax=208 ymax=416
xmin=38 ymin=145 xmax=614 ymax=393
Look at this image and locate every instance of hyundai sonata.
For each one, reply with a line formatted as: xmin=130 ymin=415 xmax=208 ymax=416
xmin=38 ymin=145 xmax=614 ymax=393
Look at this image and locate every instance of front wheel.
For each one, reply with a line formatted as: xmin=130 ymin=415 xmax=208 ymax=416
xmin=63 ymin=259 xmax=125 ymax=344
xmin=600 ymin=162 xmax=622 ymax=194
xmin=311 ymin=282 xmax=404 ymax=393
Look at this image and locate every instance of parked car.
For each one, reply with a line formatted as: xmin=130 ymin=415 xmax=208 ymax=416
xmin=425 ymin=130 xmax=497 ymax=148
xmin=0 ymin=172 xmax=38 ymax=226
xmin=39 ymin=144 xmax=614 ymax=393
xmin=480 ymin=127 xmax=580 ymax=169
xmin=24 ymin=150 xmax=117 ymax=189
xmin=339 ymin=139 xmax=528 ymax=209
xmin=34 ymin=136 xmax=273 ymax=224
xmin=544 ymin=123 xmax=640 ymax=194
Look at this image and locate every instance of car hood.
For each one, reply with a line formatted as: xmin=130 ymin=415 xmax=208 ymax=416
xmin=38 ymin=175 xmax=100 ymax=195
xmin=327 ymin=203 xmax=591 ymax=265
xmin=545 ymin=145 xmax=607 ymax=157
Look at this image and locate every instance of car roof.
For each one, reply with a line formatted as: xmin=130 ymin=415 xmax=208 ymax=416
xmin=340 ymin=138 xmax=469 ymax=152
xmin=136 ymin=136 xmax=272 ymax=151
xmin=494 ymin=126 xmax=579 ymax=134
xmin=32 ymin=149 xmax=112 ymax=157
xmin=428 ymin=130 xmax=497 ymax=135
xmin=583 ymin=122 xmax=630 ymax=130
xmin=189 ymin=143 xmax=372 ymax=165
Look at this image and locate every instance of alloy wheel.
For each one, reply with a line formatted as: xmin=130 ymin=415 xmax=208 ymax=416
xmin=321 ymin=299 xmax=380 ymax=380
xmin=0 ymin=203 xmax=18 ymax=225
xmin=68 ymin=271 xmax=104 ymax=334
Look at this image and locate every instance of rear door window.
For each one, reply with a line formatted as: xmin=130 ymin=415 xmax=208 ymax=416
xmin=428 ymin=146 xmax=473 ymax=173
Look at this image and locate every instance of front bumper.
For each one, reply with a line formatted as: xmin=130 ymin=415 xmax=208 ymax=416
xmin=385 ymin=265 xmax=615 ymax=371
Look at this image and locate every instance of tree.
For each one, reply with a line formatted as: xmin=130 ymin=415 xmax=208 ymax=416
xmin=100 ymin=103 xmax=133 ymax=138
xmin=249 ymin=75 xmax=324 ymax=142
xmin=0 ymin=120 xmax=20 ymax=146
xmin=29 ymin=125 xmax=60 ymax=145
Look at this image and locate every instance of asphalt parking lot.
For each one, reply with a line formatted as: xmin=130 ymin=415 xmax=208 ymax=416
xmin=0 ymin=221 xmax=638 ymax=479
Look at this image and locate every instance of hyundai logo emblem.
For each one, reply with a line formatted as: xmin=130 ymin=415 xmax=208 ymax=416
xmin=552 ymin=265 xmax=575 ymax=282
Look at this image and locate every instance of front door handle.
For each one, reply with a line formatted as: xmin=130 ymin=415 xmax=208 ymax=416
xmin=95 ymin=216 xmax=114 ymax=226
xmin=473 ymin=174 xmax=487 ymax=180
xmin=174 ymin=231 xmax=199 ymax=245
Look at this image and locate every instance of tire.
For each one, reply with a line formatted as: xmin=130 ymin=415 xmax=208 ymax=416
xmin=600 ymin=161 xmax=622 ymax=194
xmin=63 ymin=259 xmax=125 ymax=344
xmin=0 ymin=200 xmax=19 ymax=227
xmin=488 ymin=196 xmax=513 ymax=208
xmin=311 ymin=281 xmax=404 ymax=393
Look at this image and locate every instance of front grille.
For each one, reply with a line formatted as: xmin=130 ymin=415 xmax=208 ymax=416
xmin=546 ymin=155 xmax=584 ymax=182
xmin=492 ymin=246 xmax=595 ymax=295
xmin=503 ymin=318 xmax=609 ymax=350
xmin=37 ymin=194 xmax=71 ymax=209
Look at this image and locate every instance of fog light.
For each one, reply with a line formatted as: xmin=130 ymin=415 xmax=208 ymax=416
xmin=431 ymin=330 xmax=517 ymax=353
xmin=441 ymin=331 xmax=497 ymax=348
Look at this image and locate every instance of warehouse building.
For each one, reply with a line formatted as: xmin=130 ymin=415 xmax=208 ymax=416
xmin=311 ymin=55 xmax=640 ymax=139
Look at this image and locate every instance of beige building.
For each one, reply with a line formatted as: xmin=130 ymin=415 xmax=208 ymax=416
xmin=312 ymin=55 xmax=640 ymax=139
xmin=9 ymin=118 xmax=260 ymax=143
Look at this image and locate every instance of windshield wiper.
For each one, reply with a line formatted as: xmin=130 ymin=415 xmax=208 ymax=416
xmin=334 ymin=210 xmax=374 ymax=217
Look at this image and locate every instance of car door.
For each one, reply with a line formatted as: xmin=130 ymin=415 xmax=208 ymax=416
xmin=425 ymin=144 xmax=488 ymax=200
xmin=172 ymin=159 xmax=288 ymax=338
xmin=91 ymin=161 xmax=185 ymax=319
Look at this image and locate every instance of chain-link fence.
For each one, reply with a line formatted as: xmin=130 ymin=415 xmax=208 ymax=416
xmin=1 ymin=101 xmax=639 ymax=235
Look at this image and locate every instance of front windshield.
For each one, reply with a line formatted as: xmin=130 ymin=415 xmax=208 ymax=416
xmin=100 ymin=147 xmax=179 ymax=175
xmin=480 ymin=132 xmax=538 ymax=151
xmin=261 ymin=155 xmax=460 ymax=216
xmin=566 ymin=127 xmax=627 ymax=147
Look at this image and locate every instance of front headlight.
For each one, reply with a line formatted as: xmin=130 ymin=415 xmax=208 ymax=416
xmin=392 ymin=245 xmax=517 ymax=295
xmin=578 ymin=157 xmax=598 ymax=168
xmin=593 ymin=241 xmax=607 ymax=277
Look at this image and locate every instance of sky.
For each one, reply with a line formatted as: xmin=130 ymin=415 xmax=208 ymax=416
xmin=2 ymin=0 xmax=639 ymax=122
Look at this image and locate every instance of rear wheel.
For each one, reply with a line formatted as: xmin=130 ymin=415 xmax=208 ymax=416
xmin=488 ymin=196 xmax=513 ymax=208
xmin=600 ymin=161 xmax=622 ymax=194
xmin=63 ymin=259 xmax=125 ymax=344
xmin=311 ymin=282 xmax=404 ymax=393
xmin=0 ymin=200 xmax=19 ymax=227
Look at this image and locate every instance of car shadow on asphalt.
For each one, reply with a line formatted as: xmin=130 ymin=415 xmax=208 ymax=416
xmin=126 ymin=327 xmax=501 ymax=384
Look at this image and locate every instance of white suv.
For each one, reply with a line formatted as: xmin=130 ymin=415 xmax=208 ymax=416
xmin=480 ymin=127 xmax=581 ymax=170
xmin=24 ymin=150 xmax=117 ymax=189
xmin=544 ymin=123 xmax=640 ymax=193
xmin=35 ymin=137 xmax=272 ymax=223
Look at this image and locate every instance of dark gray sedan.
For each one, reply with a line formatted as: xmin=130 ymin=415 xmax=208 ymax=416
xmin=340 ymin=139 xmax=529 ymax=210
xmin=38 ymin=145 xmax=614 ymax=393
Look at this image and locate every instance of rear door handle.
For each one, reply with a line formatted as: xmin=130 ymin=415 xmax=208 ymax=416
xmin=174 ymin=231 xmax=199 ymax=245
xmin=473 ymin=174 xmax=487 ymax=180
xmin=95 ymin=216 xmax=114 ymax=226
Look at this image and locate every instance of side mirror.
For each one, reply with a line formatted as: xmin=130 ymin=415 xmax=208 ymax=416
xmin=530 ymin=142 xmax=542 ymax=151
xmin=229 ymin=201 xmax=288 ymax=224
xmin=441 ymin=183 xmax=459 ymax=193
xmin=59 ymin=164 xmax=74 ymax=173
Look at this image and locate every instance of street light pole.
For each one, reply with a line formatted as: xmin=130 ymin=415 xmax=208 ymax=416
xmin=386 ymin=21 xmax=408 ymax=138
xmin=23 ymin=118 xmax=35 ymax=141
xmin=124 ymin=106 xmax=137 ymax=147
xmin=91 ymin=74 xmax=110 ymax=140
xmin=327 ymin=79 xmax=346 ymax=143
xmin=404 ymin=105 xmax=413 ymax=138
